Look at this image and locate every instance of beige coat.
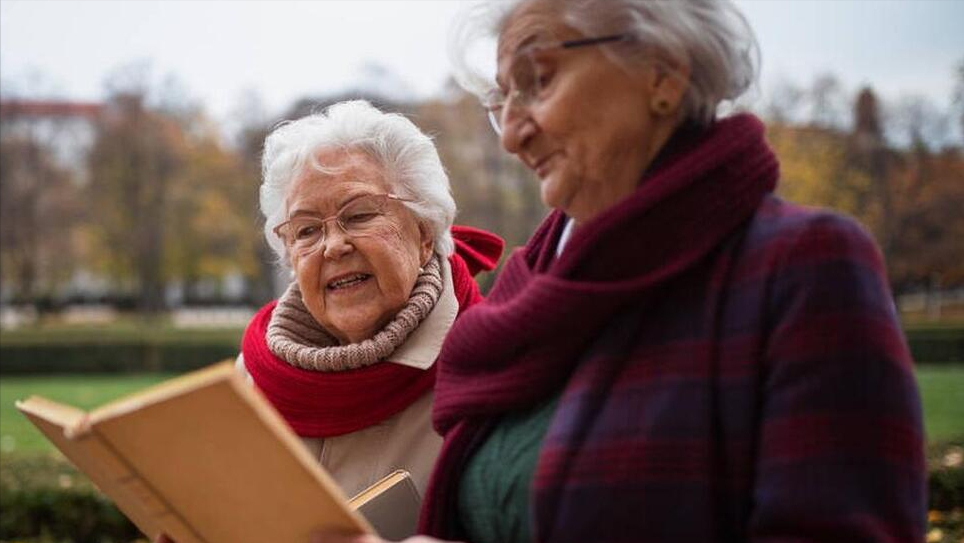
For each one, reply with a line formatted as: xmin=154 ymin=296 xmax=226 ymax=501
xmin=235 ymin=258 xmax=456 ymax=500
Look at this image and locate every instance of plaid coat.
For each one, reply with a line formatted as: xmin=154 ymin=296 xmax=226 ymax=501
xmin=422 ymin=115 xmax=926 ymax=542
xmin=529 ymin=197 xmax=926 ymax=542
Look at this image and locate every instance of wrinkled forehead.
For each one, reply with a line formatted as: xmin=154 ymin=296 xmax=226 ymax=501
xmin=496 ymin=0 xmax=576 ymax=62
xmin=287 ymin=148 xmax=389 ymax=208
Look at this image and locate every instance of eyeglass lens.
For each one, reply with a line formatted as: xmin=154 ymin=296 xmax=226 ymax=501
xmin=280 ymin=195 xmax=390 ymax=254
xmin=488 ymin=52 xmax=540 ymax=135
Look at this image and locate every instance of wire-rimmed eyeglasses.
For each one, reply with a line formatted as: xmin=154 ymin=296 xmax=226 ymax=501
xmin=484 ymin=33 xmax=631 ymax=135
xmin=273 ymin=193 xmax=414 ymax=256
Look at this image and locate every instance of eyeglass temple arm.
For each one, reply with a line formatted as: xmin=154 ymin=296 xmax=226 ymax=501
xmin=561 ymin=34 xmax=631 ymax=49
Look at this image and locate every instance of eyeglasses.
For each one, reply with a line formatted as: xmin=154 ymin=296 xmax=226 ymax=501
xmin=273 ymin=193 xmax=414 ymax=256
xmin=484 ymin=34 xmax=631 ymax=135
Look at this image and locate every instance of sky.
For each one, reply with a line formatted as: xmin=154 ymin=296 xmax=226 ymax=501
xmin=1 ymin=0 xmax=962 ymax=132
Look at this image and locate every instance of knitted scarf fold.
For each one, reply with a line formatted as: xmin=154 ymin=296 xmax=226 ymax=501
xmin=266 ymin=254 xmax=443 ymax=372
xmin=242 ymin=226 xmax=505 ymax=438
xmin=420 ymin=114 xmax=780 ymax=536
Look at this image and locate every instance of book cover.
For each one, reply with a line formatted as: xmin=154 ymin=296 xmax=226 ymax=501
xmin=16 ymin=362 xmax=374 ymax=543
xmin=350 ymin=469 xmax=420 ymax=540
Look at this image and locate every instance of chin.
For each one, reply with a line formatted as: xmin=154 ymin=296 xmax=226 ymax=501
xmin=334 ymin=319 xmax=378 ymax=342
xmin=540 ymin=176 xmax=574 ymax=214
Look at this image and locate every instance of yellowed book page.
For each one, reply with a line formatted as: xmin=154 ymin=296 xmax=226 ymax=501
xmin=89 ymin=364 xmax=371 ymax=543
xmin=349 ymin=469 xmax=411 ymax=509
xmin=15 ymin=397 xmax=166 ymax=539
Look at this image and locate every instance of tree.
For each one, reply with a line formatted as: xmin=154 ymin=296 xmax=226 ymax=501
xmin=0 ymin=93 xmax=90 ymax=306
xmin=166 ymin=126 xmax=261 ymax=304
xmin=764 ymin=77 xmax=805 ymax=125
xmin=0 ymin=136 xmax=79 ymax=303
xmin=87 ymin=91 xmax=186 ymax=313
xmin=771 ymin=81 xmax=964 ymax=292
xmin=849 ymin=87 xmax=894 ymax=256
xmin=807 ymin=73 xmax=847 ymax=129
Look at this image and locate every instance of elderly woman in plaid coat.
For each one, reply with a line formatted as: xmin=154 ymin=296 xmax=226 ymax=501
xmin=319 ymin=1 xmax=927 ymax=542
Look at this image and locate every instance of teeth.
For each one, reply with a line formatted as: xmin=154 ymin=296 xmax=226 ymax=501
xmin=328 ymin=274 xmax=369 ymax=289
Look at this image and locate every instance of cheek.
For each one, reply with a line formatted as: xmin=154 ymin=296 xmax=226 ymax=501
xmin=369 ymin=224 xmax=423 ymax=295
xmin=292 ymin=252 xmax=324 ymax=304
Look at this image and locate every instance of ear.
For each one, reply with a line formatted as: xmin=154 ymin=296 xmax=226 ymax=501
xmin=646 ymin=58 xmax=691 ymax=117
xmin=417 ymin=222 xmax=435 ymax=266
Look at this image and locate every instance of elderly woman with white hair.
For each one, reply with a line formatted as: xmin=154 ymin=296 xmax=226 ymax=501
xmin=157 ymin=100 xmax=506 ymax=543
xmin=236 ymin=100 xmax=501 ymax=498
xmin=156 ymin=101 xmax=503 ymax=543
xmin=316 ymin=1 xmax=926 ymax=543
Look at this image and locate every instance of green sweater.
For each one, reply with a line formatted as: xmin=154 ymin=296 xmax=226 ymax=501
xmin=456 ymin=396 xmax=559 ymax=543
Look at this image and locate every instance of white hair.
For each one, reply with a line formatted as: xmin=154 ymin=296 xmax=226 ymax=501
xmin=450 ymin=0 xmax=760 ymax=125
xmin=260 ymin=100 xmax=456 ymax=266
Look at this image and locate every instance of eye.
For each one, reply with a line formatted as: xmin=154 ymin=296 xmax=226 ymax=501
xmin=342 ymin=211 xmax=380 ymax=225
xmin=295 ymin=224 xmax=320 ymax=240
xmin=533 ymin=61 xmax=555 ymax=92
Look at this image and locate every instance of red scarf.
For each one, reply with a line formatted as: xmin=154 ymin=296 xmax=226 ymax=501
xmin=421 ymin=114 xmax=779 ymax=536
xmin=242 ymin=225 xmax=503 ymax=438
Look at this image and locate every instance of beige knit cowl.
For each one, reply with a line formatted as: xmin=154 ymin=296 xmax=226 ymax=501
xmin=265 ymin=254 xmax=443 ymax=372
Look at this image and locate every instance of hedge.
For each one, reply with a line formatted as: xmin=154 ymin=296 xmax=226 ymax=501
xmin=906 ymin=325 xmax=964 ymax=363
xmin=0 ymin=324 xmax=960 ymax=375
xmin=1 ymin=446 xmax=961 ymax=542
xmin=0 ymin=454 xmax=142 ymax=543
xmin=0 ymin=329 xmax=242 ymax=375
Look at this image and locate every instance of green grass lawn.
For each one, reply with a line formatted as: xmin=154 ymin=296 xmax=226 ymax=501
xmin=917 ymin=364 xmax=964 ymax=443
xmin=0 ymin=373 xmax=172 ymax=453
xmin=0 ymin=365 xmax=961 ymax=455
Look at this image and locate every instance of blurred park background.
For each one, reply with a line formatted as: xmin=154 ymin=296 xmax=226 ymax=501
xmin=1 ymin=1 xmax=963 ymax=542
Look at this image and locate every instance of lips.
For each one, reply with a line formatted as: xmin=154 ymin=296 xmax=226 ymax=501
xmin=533 ymin=152 xmax=557 ymax=177
xmin=326 ymin=273 xmax=372 ymax=291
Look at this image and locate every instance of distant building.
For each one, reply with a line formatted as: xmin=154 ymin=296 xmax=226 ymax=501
xmin=0 ymin=99 xmax=102 ymax=181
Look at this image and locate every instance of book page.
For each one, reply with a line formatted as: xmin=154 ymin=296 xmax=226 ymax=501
xmin=16 ymin=398 xmax=168 ymax=538
xmin=90 ymin=366 xmax=371 ymax=542
xmin=349 ymin=469 xmax=412 ymax=509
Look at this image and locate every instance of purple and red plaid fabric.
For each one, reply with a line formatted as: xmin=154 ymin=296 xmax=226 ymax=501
xmin=422 ymin=115 xmax=925 ymax=542
xmin=527 ymin=198 xmax=925 ymax=542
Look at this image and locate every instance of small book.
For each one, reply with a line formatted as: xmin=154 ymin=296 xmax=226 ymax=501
xmin=349 ymin=469 xmax=421 ymax=541
xmin=16 ymin=362 xmax=374 ymax=543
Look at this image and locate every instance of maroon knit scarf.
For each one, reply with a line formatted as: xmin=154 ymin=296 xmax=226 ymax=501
xmin=242 ymin=226 xmax=503 ymax=438
xmin=420 ymin=114 xmax=779 ymax=535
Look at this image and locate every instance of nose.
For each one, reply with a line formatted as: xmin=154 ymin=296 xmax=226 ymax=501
xmin=499 ymin=104 xmax=536 ymax=155
xmin=321 ymin=226 xmax=354 ymax=260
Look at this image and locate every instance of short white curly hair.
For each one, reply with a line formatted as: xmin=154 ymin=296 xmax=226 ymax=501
xmin=450 ymin=0 xmax=760 ymax=125
xmin=260 ymin=100 xmax=456 ymax=266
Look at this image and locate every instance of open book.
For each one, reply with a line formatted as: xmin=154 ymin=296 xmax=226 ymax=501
xmin=16 ymin=362 xmax=389 ymax=543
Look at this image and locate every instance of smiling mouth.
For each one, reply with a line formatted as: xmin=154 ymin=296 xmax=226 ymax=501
xmin=326 ymin=273 xmax=372 ymax=291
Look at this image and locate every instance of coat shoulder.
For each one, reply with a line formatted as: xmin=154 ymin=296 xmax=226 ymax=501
xmin=741 ymin=195 xmax=884 ymax=272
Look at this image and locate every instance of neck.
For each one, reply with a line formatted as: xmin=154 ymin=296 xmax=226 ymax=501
xmin=571 ymin=116 xmax=684 ymax=227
